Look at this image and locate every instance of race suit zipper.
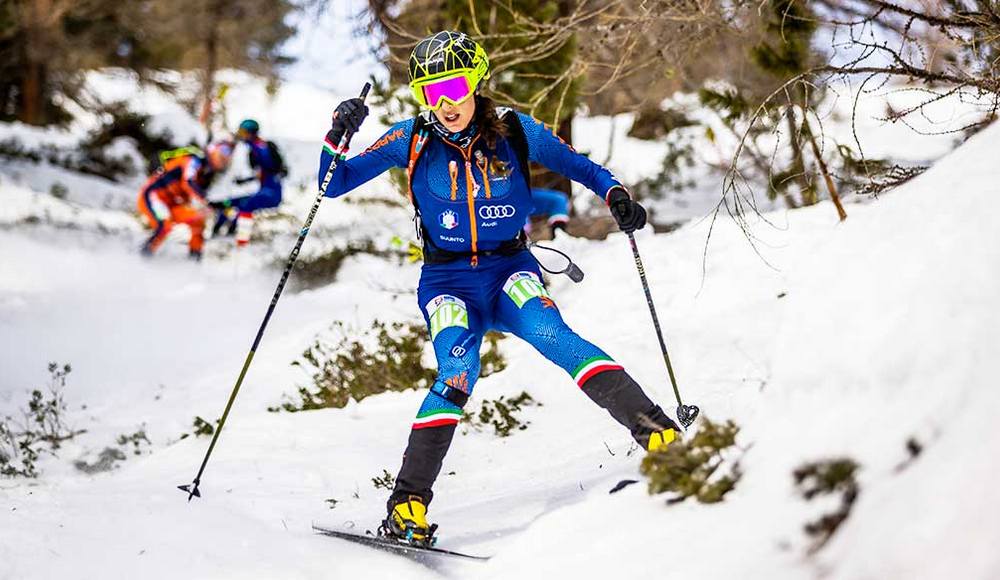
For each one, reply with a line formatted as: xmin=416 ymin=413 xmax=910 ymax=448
xmin=443 ymin=135 xmax=482 ymax=267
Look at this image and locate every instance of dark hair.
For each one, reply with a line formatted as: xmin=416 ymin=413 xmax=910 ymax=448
xmin=475 ymin=95 xmax=508 ymax=149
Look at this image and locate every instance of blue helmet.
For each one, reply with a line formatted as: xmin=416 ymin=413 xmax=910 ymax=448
xmin=237 ymin=119 xmax=260 ymax=136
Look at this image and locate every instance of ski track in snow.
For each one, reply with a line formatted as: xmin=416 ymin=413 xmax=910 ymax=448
xmin=2 ymin=73 xmax=1000 ymax=580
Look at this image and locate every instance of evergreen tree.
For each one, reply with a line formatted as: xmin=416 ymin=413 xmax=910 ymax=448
xmin=750 ymin=0 xmax=821 ymax=207
xmin=0 ymin=0 xmax=297 ymax=126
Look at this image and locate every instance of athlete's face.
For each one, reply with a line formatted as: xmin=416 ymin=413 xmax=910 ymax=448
xmin=433 ymin=96 xmax=476 ymax=133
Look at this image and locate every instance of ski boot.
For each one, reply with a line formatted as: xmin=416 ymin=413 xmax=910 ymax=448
xmin=647 ymin=427 xmax=677 ymax=452
xmin=379 ymin=495 xmax=438 ymax=547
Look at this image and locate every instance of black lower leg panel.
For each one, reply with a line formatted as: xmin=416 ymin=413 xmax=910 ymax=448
xmin=387 ymin=423 xmax=458 ymax=512
xmin=580 ymin=369 xmax=679 ymax=448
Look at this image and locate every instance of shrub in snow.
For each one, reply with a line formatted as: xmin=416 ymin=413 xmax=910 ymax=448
xmin=80 ymin=101 xmax=177 ymax=177
xmin=75 ymin=421 xmax=151 ymax=476
xmin=0 ymin=136 xmax=129 ymax=182
xmin=894 ymin=437 xmax=923 ymax=473
xmin=178 ymin=416 xmax=218 ymax=439
xmin=462 ymin=391 xmax=539 ymax=438
xmin=0 ymin=363 xmax=83 ymax=478
xmin=49 ymin=182 xmax=68 ymax=199
xmin=793 ymin=457 xmax=860 ymax=553
xmin=273 ymin=321 xmax=507 ymax=413
xmin=640 ymin=417 xmax=742 ymax=504
xmin=289 ymin=240 xmax=385 ymax=291
xmin=74 ymin=448 xmax=127 ymax=474
xmin=834 ymin=145 xmax=927 ymax=197
xmin=478 ymin=331 xmax=508 ymax=378
xmin=276 ymin=320 xmax=433 ymax=412
xmin=371 ymin=469 xmax=395 ymax=491
xmin=630 ymin=136 xmax=698 ymax=205
xmin=628 ymin=105 xmax=698 ymax=141
xmin=116 ymin=428 xmax=152 ymax=455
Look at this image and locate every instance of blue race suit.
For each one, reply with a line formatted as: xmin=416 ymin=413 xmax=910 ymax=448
xmin=528 ymin=187 xmax=570 ymax=229
xmin=317 ymin=106 xmax=676 ymax=510
xmin=232 ymin=137 xmax=283 ymax=213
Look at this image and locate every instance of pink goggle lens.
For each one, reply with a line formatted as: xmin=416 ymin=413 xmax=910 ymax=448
xmin=421 ymin=75 xmax=473 ymax=109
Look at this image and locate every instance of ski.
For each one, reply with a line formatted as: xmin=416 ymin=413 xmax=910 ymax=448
xmin=311 ymin=524 xmax=491 ymax=562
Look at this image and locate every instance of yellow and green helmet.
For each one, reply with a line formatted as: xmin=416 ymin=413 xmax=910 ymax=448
xmin=408 ymin=31 xmax=490 ymax=109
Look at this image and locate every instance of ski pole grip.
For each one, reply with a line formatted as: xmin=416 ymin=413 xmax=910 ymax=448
xmin=336 ymin=82 xmax=373 ymax=152
xmin=330 ymin=83 xmax=372 ymax=154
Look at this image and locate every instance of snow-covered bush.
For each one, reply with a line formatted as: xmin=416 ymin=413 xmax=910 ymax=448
xmin=0 ymin=102 xmax=173 ymax=184
xmin=0 ymin=363 xmax=83 ymax=478
xmin=72 ymin=426 xmax=152 ymax=474
xmin=793 ymin=457 xmax=860 ymax=553
xmin=640 ymin=417 xmax=743 ymax=504
xmin=371 ymin=469 xmax=395 ymax=491
xmin=73 ymin=448 xmax=127 ymax=475
xmin=178 ymin=416 xmax=218 ymax=440
xmin=289 ymin=240 xmax=384 ymax=291
xmin=631 ymin=137 xmax=699 ymax=204
xmin=78 ymin=101 xmax=178 ymax=178
xmin=274 ymin=321 xmax=508 ymax=413
xmin=462 ymin=391 xmax=539 ymax=438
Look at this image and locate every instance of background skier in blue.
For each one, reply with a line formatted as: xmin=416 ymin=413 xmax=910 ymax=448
xmin=526 ymin=187 xmax=570 ymax=236
xmin=211 ymin=119 xmax=285 ymax=243
xmin=319 ymin=31 xmax=681 ymax=545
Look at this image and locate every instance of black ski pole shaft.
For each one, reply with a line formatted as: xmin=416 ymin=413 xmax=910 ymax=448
xmin=626 ymin=231 xmax=699 ymax=428
xmin=179 ymin=83 xmax=371 ymax=501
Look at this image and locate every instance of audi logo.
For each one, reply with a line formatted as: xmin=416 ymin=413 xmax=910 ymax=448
xmin=479 ymin=205 xmax=517 ymax=219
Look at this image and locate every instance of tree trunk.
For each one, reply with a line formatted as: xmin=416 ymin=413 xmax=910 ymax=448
xmin=803 ymin=118 xmax=847 ymax=221
xmin=786 ymin=108 xmax=815 ymax=206
xmin=198 ymin=0 xmax=224 ymax=140
xmin=19 ymin=0 xmax=54 ymax=126
xmin=20 ymin=61 xmax=45 ymax=126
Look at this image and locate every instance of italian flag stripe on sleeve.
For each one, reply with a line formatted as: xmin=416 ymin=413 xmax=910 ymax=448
xmin=572 ymin=356 xmax=624 ymax=387
xmin=412 ymin=408 xmax=463 ymax=430
xmin=323 ymin=136 xmax=346 ymax=157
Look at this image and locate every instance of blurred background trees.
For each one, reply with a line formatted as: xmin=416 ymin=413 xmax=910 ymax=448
xmin=3 ymin=0 xmax=999 ymax=221
xmin=0 ymin=0 xmax=297 ymax=126
xmin=362 ymin=0 xmax=1000 ymax=217
xmin=365 ymin=0 xmax=740 ymax=194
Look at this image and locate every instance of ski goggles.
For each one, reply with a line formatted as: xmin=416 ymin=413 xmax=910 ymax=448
xmin=409 ymin=70 xmax=478 ymax=110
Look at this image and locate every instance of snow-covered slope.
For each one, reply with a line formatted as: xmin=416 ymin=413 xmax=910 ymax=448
xmin=2 ymin=72 xmax=999 ymax=579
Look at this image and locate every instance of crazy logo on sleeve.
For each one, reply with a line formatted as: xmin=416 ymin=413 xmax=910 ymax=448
xmin=425 ymin=294 xmax=469 ymax=340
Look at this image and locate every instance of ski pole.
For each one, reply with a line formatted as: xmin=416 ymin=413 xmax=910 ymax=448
xmin=179 ymin=82 xmax=371 ymax=501
xmin=625 ymin=231 xmax=700 ymax=428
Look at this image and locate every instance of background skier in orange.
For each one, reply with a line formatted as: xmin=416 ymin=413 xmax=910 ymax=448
xmin=137 ymin=141 xmax=233 ymax=260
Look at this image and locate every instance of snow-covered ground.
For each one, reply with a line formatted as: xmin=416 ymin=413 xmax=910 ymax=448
xmin=2 ymin=71 xmax=999 ymax=579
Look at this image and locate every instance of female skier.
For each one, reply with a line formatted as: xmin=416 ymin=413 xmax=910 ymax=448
xmin=319 ymin=31 xmax=680 ymax=545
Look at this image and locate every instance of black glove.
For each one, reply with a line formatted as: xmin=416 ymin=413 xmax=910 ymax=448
xmin=607 ymin=187 xmax=646 ymax=233
xmin=326 ymin=97 xmax=369 ymax=147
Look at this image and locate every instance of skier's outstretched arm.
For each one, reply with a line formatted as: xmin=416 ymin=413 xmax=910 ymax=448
xmin=516 ymin=112 xmax=645 ymax=232
xmin=317 ymin=101 xmax=412 ymax=198
xmin=516 ymin=112 xmax=622 ymax=201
